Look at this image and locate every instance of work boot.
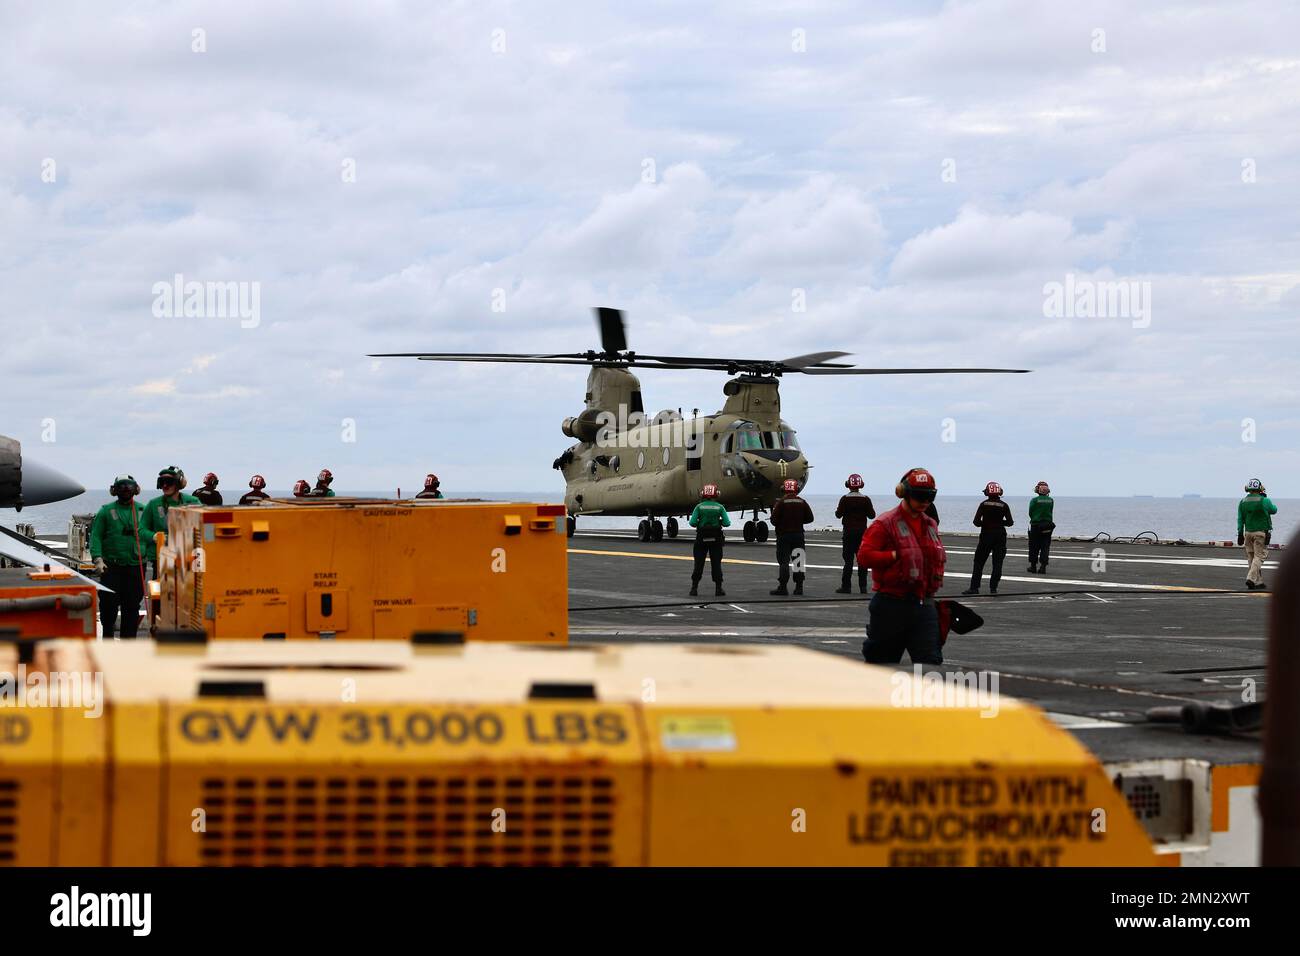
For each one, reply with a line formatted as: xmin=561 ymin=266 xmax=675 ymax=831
xmin=689 ymin=583 xmax=699 ymax=596
xmin=1027 ymin=564 xmax=1037 ymax=574
xmin=1038 ymin=565 xmax=1048 ymax=575
xmin=835 ymin=586 xmax=852 ymax=594
xmin=961 ymin=587 xmax=979 ymax=596
xmin=714 ymin=583 xmax=726 ymax=597
xmin=793 ymin=583 xmax=804 ymax=596
xmin=770 ymin=586 xmax=788 ymax=596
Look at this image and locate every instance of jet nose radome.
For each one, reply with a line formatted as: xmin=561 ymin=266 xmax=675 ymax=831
xmin=20 ymin=457 xmax=85 ymax=506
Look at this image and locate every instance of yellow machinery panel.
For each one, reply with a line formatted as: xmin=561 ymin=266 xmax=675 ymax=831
xmin=0 ymin=643 xmax=108 ymax=866
xmin=1 ymin=638 xmax=1158 ymax=866
xmin=156 ymin=499 xmax=568 ymax=643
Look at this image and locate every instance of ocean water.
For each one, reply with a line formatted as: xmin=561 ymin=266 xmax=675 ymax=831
xmin=6 ymin=490 xmax=1294 ymax=545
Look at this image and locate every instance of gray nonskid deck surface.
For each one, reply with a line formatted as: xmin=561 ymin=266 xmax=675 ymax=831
xmin=567 ymin=530 xmax=1270 ymax=764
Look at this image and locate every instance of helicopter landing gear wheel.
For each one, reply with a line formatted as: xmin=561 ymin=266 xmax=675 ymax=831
xmin=743 ymin=520 xmax=756 ymax=543
xmin=651 ymin=520 xmax=664 ymax=542
xmin=566 ymin=516 xmax=576 ymax=538
xmin=666 ymin=517 xmax=678 ymax=538
xmin=756 ymin=520 xmax=769 ymax=543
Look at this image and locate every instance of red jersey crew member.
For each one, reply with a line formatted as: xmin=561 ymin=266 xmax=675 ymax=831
xmin=239 ymin=474 xmax=270 ymax=505
xmin=856 ymin=468 xmax=947 ymax=665
xmin=194 ymin=472 xmax=222 ymax=505
xmin=835 ymin=473 xmax=875 ymax=594
xmin=770 ymin=478 xmax=814 ymax=596
xmin=688 ymin=483 xmax=730 ymax=597
xmin=963 ymin=481 xmax=1013 ymax=595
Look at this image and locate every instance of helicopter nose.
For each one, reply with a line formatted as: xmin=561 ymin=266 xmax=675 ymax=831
xmin=741 ymin=451 xmax=808 ymax=485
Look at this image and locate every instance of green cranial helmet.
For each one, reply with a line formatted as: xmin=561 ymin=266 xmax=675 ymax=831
xmin=1245 ymin=478 xmax=1264 ymax=493
xmin=157 ymin=465 xmax=187 ymax=490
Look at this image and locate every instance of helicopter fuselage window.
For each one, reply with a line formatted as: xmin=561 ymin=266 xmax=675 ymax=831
xmin=610 ymin=455 xmax=621 ymax=472
xmin=637 ymin=451 xmax=646 ymax=470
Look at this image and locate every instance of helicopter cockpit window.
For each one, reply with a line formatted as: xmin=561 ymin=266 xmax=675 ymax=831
xmin=735 ymin=428 xmax=765 ymax=451
xmin=781 ymin=431 xmax=800 ymax=450
xmin=722 ymin=434 xmax=734 ymax=454
xmin=763 ymin=431 xmax=799 ymax=450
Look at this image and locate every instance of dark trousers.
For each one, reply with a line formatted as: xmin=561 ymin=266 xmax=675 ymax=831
xmin=862 ymin=592 xmax=942 ymax=665
xmin=841 ymin=529 xmax=868 ymax=591
xmin=100 ymin=563 xmax=145 ymax=637
xmin=776 ymin=533 xmax=806 ymax=586
xmin=970 ymin=534 xmax=1007 ymax=590
xmin=1028 ymin=525 xmax=1053 ymax=568
xmin=692 ymin=534 xmax=724 ymax=583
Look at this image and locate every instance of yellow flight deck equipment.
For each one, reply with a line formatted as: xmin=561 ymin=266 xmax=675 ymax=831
xmin=1 ymin=637 xmax=1157 ymax=866
xmin=154 ymin=499 xmax=568 ymax=643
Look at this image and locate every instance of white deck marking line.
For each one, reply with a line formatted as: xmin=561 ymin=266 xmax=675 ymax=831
xmin=573 ymin=532 xmax=1277 ymax=569
xmin=1086 ymin=593 xmax=1112 ymax=604
xmin=569 ymin=548 xmax=1228 ymax=592
xmin=728 ymin=604 xmax=750 ymax=614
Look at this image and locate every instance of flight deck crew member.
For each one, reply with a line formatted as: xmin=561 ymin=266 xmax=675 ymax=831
xmin=140 ymin=467 xmax=200 ymax=566
xmin=963 ymin=481 xmax=1013 ymax=595
xmin=1027 ymin=480 xmax=1054 ymax=574
xmin=1238 ymin=478 xmax=1277 ymax=590
xmin=312 ymin=468 xmax=336 ymax=497
xmin=688 ymin=483 xmax=730 ymax=597
xmin=415 ymin=473 xmax=445 ymax=499
xmin=140 ymin=467 xmax=201 ymax=624
xmin=770 ymin=478 xmax=814 ymax=596
xmin=856 ymin=468 xmax=947 ymax=665
xmin=239 ymin=474 xmax=270 ymax=505
xmin=194 ymin=472 xmax=223 ymax=505
xmin=835 ymin=473 xmax=875 ymax=594
xmin=89 ymin=475 xmax=148 ymax=638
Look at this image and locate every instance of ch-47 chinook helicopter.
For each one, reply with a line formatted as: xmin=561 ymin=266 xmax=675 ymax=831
xmin=374 ymin=309 xmax=1027 ymax=543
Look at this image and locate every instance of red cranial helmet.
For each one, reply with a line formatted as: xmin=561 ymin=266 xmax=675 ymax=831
xmin=845 ymin=474 xmax=864 ymax=490
xmin=424 ymin=473 xmax=439 ymax=490
xmin=249 ymin=474 xmax=266 ymax=490
xmin=317 ymin=469 xmax=333 ymax=485
xmin=896 ymin=468 xmax=936 ymax=502
xmin=1035 ymin=480 xmax=1050 ymax=495
xmin=701 ymin=483 xmax=719 ymax=499
xmin=293 ymin=480 xmax=310 ymax=497
xmin=984 ymin=481 xmax=1003 ymax=497
xmin=203 ymin=472 xmax=218 ymax=487
xmin=782 ymin=478 xmax=800 ymax=495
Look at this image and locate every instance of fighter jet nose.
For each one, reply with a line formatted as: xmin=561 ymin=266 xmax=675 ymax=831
xmin=21 ymin=457 xmax=85 ymax=505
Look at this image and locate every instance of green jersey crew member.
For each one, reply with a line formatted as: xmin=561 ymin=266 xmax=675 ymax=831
xmin=1027 ymin=480 xmax=1054 ymax=574
xmin=415 ymin=473 xmax=445 ymax=499
xmin=89 ymin=475 xmax=149 ymax=638
xmin=688 ymin=483 xmax=730 ymax=597
xmin=1238 ymin=478 xmax=1277 ymax=590
xmin=141 ymin=466 xmax=200 ymax=578
xmin=312 ymin=468 xmax=336 ymax=497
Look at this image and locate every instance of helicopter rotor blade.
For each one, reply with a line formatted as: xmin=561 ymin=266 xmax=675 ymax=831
xmin=798 ymin=367 xmax=1031 ymax=375
xmin=595 ymin=307 xmax=627 ymax=354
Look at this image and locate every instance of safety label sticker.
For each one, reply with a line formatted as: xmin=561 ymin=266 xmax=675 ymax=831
xmin=659 ymin=715 xmax=737 ymax=752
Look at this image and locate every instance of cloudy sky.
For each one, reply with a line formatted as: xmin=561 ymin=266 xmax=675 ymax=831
xmin=3 ymin=0 xmax=1298 ymax=498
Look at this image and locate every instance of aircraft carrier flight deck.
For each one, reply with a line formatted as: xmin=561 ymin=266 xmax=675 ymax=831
xmin=568 ymin=529 xmax=1270 ymax=766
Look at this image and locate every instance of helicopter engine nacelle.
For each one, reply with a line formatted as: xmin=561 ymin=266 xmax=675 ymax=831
xmin=562 ymin=408 xmax=607 ymax=444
